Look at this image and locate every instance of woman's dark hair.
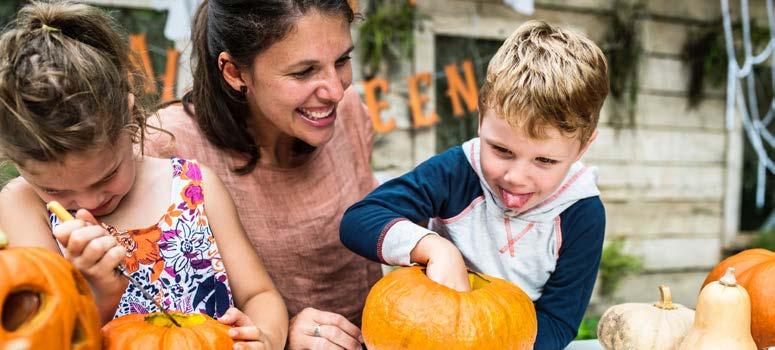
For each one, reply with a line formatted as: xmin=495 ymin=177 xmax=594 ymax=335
xmin=185 ymin=0 xmax=355 ymax=174
xmin=0 ymin=0 xmax=149 ymax=166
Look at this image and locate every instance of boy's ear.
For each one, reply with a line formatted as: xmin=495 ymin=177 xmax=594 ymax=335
xmin=217 ymin=52 xmax=248 ymax=93
xmin=576 ymin=129 xmax=598 ymax=161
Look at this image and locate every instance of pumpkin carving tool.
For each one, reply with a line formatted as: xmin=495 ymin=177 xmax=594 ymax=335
xmin=47 ymin=201 xmax=182 ymax=327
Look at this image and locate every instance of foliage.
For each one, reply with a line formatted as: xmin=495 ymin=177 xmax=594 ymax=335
xmin=599 ymin=239 xmax=643 ymax=298
xmin=604 ymin=0 xmax=643 ymax=129
xmin=575 ymin=315 xmax=600 ymax=340
xmin=0 ymin=0 xmax=23 ymax=28
xmin=683 ymin=20 xmax=770 ymax=107
xmin=357 ymin=0 xmax=417 ymax=79
xmin=752 ymin=230 xmax=775 ymax=251
xmin=1 ymin=162 xmax=18 ymax=189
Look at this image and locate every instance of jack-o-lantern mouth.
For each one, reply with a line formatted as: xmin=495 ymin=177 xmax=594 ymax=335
xmin=2 ymin=290 xmax=41 ymax=331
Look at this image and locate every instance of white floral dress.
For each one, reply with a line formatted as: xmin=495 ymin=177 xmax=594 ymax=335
xmin=51 ymin=158 xmax=234 ymax=318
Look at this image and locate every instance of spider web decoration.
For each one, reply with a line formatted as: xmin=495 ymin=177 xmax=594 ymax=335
xmin=720 ymin=0 xmax=775 ymax=218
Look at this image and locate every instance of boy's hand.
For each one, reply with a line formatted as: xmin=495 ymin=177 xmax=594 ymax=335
xmin=218 ymin=307 xmax=268 ymax=350
xmin=52 ymin=209 xmax=128 ymax=297
xmin=412 ymin=235 xmax=471 ymax=292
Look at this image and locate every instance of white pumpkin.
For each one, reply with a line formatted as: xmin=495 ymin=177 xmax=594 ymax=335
xmin=597 ymin=285 xmax=695 ymax=350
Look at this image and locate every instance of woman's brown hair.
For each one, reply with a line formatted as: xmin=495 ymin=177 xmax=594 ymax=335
xmin=0 ymin=0 xmax=149 ymax=166
xmin=185 ymin=0 xmax=355 ymax=174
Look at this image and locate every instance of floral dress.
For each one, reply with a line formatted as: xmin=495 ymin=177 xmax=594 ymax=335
xmin=50 ymin=158 xmax=234 ymax=318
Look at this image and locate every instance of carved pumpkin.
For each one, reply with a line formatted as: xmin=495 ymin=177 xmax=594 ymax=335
xmin=597 ymin=285 xmax=694 ymax=350
xmin=679 ymin=267 xmax=757 ymax=350
xmin=0 ymin=230 xmax=101 ymax=349
xmin=361 ymin=266 xmax=537 ymax=350
xmin=101 ymin=312 xmax=233 ymax=349
xmin=703 ymin=248 xmax=775 ymax=348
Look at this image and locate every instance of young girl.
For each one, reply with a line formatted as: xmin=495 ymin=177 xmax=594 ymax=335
xmin=0 ymin=2 xmax=287 ymax=349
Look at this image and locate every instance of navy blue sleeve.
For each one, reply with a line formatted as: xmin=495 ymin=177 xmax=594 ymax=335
xmin=533 ymin=197 xmax=605 ymax=350
xmin=340 ymin=146 xmax=482 ymax=263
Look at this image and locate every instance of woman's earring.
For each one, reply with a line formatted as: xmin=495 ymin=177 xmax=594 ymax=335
xmin=240 ymin=85 xmax=247 ymax=95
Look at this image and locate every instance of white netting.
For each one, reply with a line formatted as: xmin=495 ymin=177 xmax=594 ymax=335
xmin=721 ymin=0 xmax=775 ymax=215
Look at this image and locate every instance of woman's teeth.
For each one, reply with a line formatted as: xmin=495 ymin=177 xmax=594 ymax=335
xmin=299 ymin=107 xmax=334 ymax=120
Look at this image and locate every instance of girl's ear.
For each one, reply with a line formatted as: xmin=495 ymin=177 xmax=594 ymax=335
xmin=217 ymin=52 xmax=248 ymax=93
xmin=127 ymin=93 xmax=135 ymax=110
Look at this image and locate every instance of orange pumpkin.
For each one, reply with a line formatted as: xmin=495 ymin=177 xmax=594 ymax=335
xmin=0 ymin=230 xmax=101 ymax=349
xmin=362 ymin=266 xmax=537 ymax=350
xmin=703 ymin=248 xmax=775 ymax=348
xmin=101 ymin=312 xmax=234 ymax=349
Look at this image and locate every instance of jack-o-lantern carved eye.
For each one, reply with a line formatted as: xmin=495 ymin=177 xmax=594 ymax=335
xmin=2 ymin=290 xmax=41 ymax=332
xmin=0 ymin=234 xmax=101 ymax=349
xmin=72 ymin=317 xmax=87 ymax=346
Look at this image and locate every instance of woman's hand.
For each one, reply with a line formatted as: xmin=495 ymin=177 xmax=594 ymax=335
xmin=218 ymin=307 xmax=270 ymax=350
xmin=52 ymin=209 xmax=128 ymax=299
xmin=412 ymin=234 xmax=471 ymax=292
xmin=288 ymin=308 xmax=363 ymax=350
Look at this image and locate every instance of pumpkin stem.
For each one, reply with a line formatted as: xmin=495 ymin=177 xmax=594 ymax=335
xmin=719 ymin=267 xmax=737 ymax=287
xmin=654 ymin=285 xmax=677 ymax=310
xmin=0 ymin=229 xmax=7 ymax=249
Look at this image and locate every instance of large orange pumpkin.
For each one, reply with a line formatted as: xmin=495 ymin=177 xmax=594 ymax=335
xmin=0 ymin=230 xmax=101 ymax=349
xmin=362 ymin=266 xmax=537 ymax=350
xmin=102 ymin=312 xmax=234 ymax=349
xmin=703 ymin=248 xmax=775 ymax=348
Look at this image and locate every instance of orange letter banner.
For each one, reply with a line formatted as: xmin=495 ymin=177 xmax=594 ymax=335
xmin=161 ymin=48 xmax=179 ymax=102
xmin=128 ymin=34 xmax=157 ymax=94
xmin=363 ymin=78 xmax=396 ymax=133
xmin=408 ymin=72 xmax=438 ymax=128
xmin=444 ymin=60 xmax=478 ymax=117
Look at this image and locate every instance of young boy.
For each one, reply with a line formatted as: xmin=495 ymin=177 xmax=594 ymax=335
xmin=340 ymin=20 xmax=608 ymax=349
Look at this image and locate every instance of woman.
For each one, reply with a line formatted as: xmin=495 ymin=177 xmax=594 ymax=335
xmin=145 ymin=1 xmax=381 ymax=349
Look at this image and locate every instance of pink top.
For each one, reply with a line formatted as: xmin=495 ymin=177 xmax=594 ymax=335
xmin=144 ymin=89 xmax=382 ymax=323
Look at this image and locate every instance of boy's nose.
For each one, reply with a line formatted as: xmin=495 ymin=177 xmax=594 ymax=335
xmin=503 ymin=163 xmax=530 ymax=185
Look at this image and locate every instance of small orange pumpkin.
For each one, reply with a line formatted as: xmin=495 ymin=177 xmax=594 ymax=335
xmin=0 ymin=230 xmax=101 ymax=349
xmin=362 ymin=266 xmax=537 ymax=350
xmin=101 ymin=312 xmax=234 ymax=349
xmin=703 ymin=248 xmax=775 ymax=348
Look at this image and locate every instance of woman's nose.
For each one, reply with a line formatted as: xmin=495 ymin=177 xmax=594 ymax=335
xmin=317 ymin=69 xmax=345 ymax=102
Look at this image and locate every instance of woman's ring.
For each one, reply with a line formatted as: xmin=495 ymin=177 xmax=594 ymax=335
xmin=313 ymin=324 xmax=322 ymax=337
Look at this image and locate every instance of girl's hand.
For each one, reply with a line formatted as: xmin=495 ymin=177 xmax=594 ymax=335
xmin=218 ymin=307 xmax=268 ymax=350
xmin=52 ymin=209 xmax=128 ymax=297
xmin=288 ymin=308 xmax=363 ymax=350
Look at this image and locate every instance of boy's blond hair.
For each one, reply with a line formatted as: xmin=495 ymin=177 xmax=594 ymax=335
xmin=480 ymin=20 xmax=609 ymax=145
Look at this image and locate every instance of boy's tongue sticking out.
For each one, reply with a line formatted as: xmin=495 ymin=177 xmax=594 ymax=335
xmin=500 ymin=188 xmax=532 ymax=209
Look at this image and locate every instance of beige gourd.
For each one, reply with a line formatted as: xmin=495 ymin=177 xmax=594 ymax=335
xmin=678 ymin=267 xmax=757 ymax=350
xmin=597 ymin=285 xmax=694 ymax=350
